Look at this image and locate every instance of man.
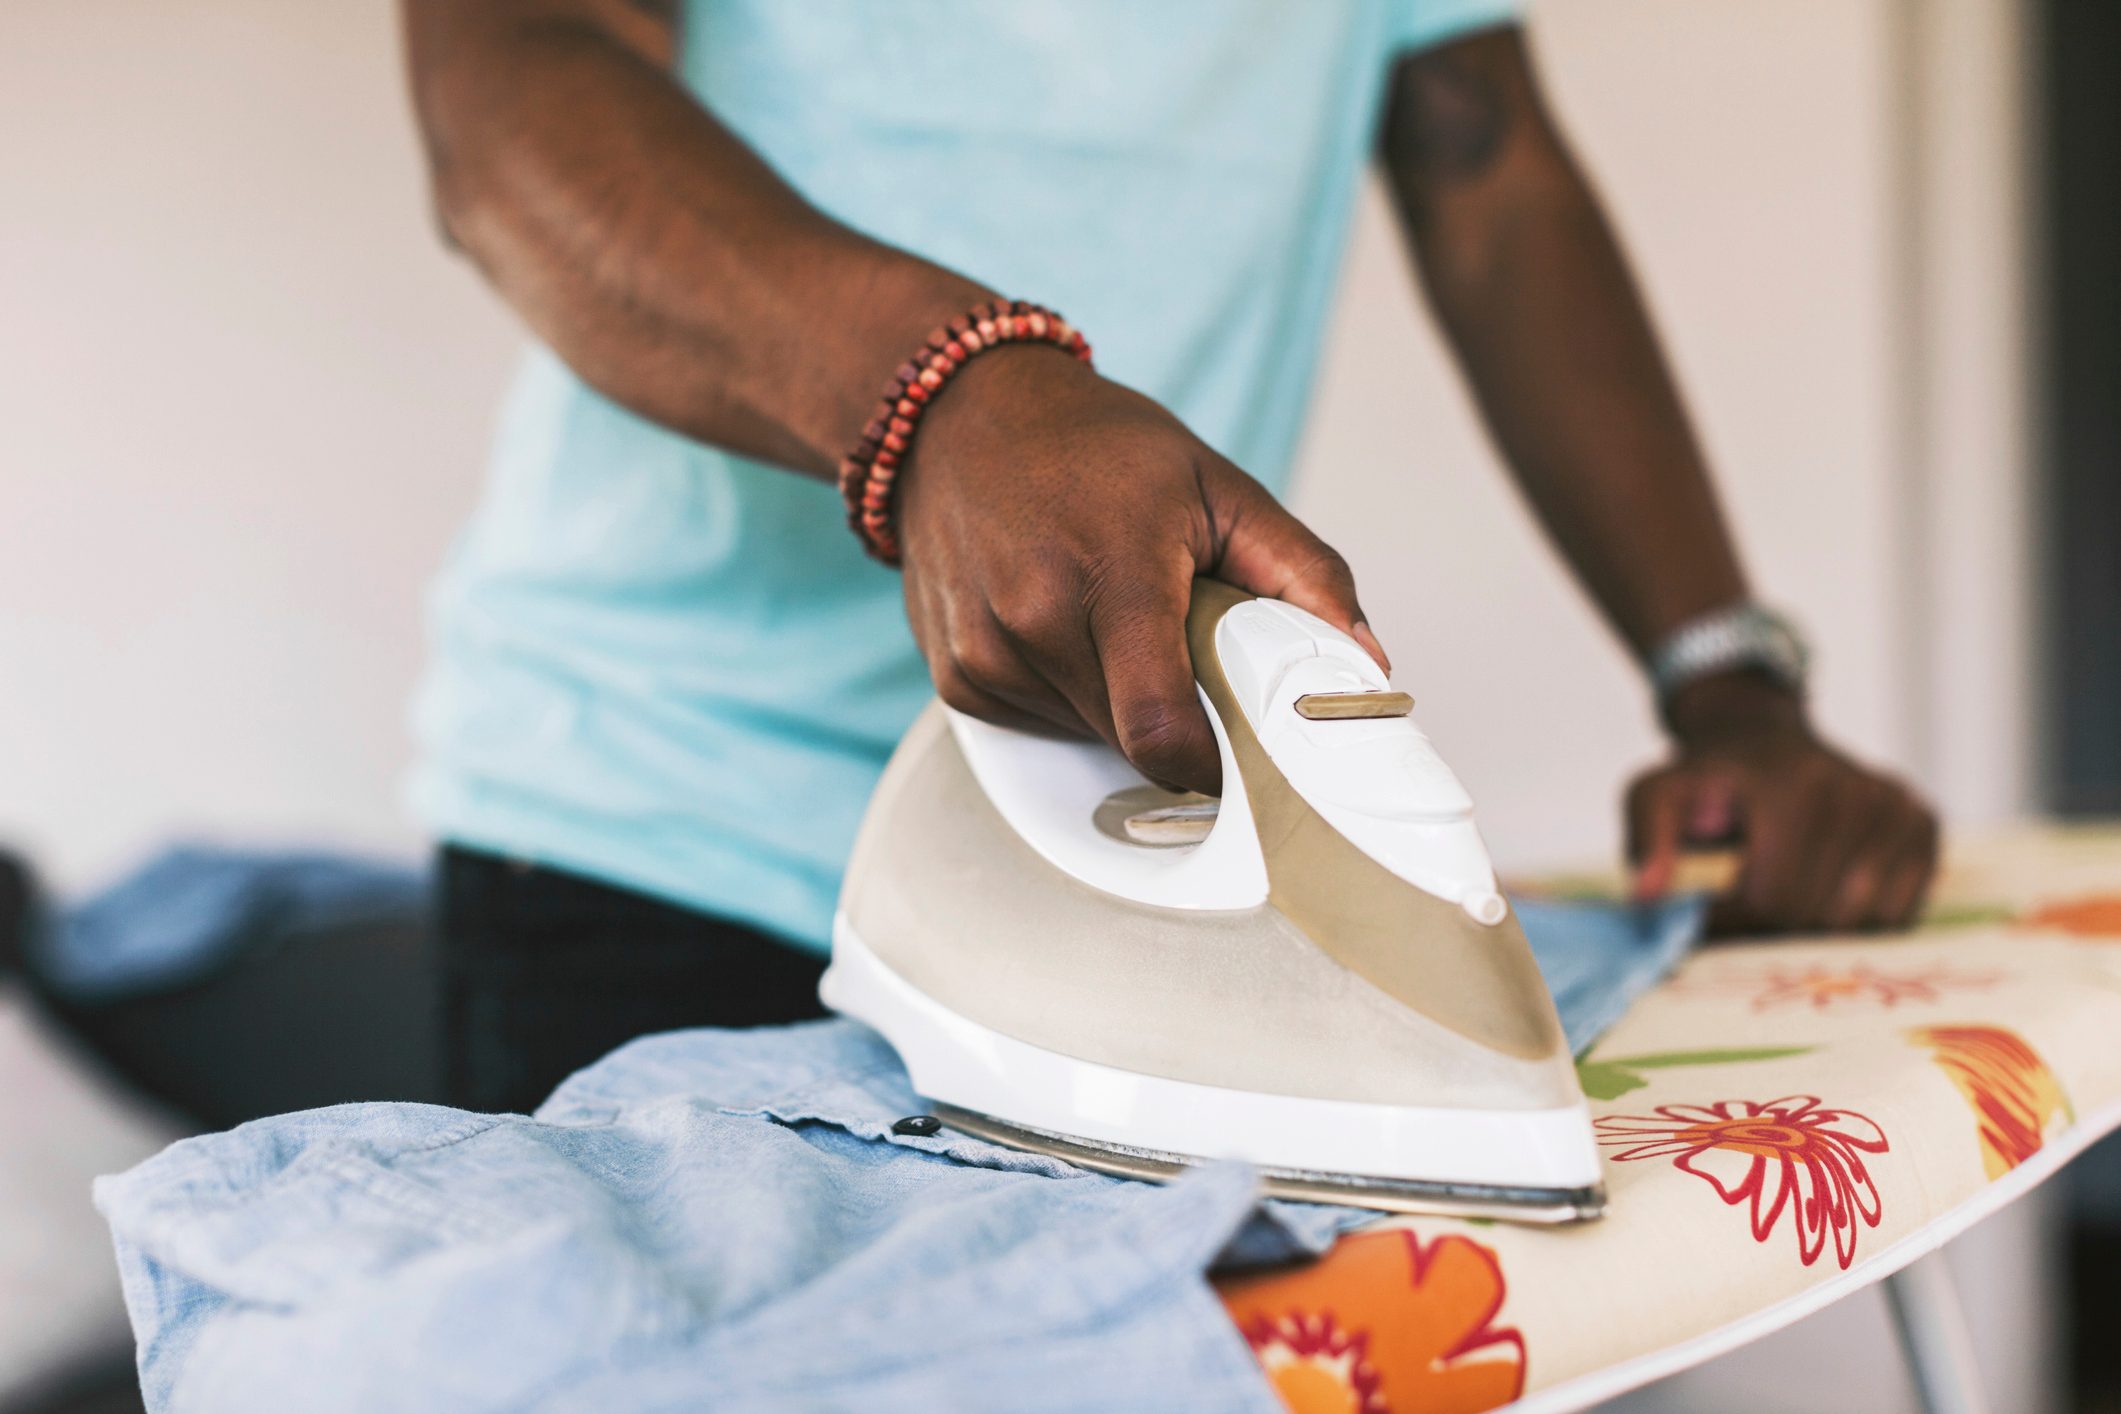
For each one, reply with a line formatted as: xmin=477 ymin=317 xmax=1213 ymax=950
xmin=401 ymin=0 xmax=1938 ymax=1113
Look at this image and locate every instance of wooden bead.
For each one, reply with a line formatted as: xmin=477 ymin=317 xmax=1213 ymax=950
xmin=841 ymin=299 xmax=1091 ymax=563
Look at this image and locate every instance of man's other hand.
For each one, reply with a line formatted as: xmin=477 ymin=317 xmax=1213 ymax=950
xmin=1626 ymin=674 xmax=1939 ymax=934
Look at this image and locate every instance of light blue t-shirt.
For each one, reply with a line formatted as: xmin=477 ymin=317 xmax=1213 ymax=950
xmin=412 ymin=0 xmax=1521 ymax=952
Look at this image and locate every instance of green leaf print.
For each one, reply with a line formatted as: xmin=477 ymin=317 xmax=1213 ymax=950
xmin=1576 ymin=1046 xmax=1816 ymax=1101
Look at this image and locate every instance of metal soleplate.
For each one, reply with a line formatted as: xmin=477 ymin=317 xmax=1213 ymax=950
xmin=932 ymin=1103 xmax=1607 ymax=1226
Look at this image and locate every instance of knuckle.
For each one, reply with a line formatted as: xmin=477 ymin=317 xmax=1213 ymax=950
xmin=992 ymin=573 xmax=1085 ymax=648
xmin=1288 ymin=545 xmax=1357 ymax=599
xmin=1090 ymin=590 xmax=1185 ymax=658
xmin=1080 ymin=555 xmax=1159 ymax=616
xmin=952 ymin=636 xmax=1017 ymax=693
xmin=934 ymin=671 xmax=986 ymax=717
xmin=1011 ymin=611 xmax=1078 ymax=657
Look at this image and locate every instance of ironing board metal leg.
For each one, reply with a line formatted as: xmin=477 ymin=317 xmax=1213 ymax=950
xmin=1885 ymin=1252 xmax=1990 ymax=1414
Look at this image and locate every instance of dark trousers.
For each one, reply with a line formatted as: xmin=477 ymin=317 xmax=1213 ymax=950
xmin=437 ymin=846 xmax=829 ymax=1114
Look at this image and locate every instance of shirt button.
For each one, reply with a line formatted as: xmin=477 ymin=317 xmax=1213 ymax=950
xmin=891 ymin=1115 xmax=942 ymax=1137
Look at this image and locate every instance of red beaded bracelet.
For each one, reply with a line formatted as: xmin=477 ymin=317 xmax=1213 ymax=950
xmin=838 ymin=298 xmax=1092 ymax=565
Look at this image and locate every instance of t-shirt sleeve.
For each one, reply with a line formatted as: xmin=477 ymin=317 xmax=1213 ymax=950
xmin=1386 ymin=0 xmax=1524 ymax=55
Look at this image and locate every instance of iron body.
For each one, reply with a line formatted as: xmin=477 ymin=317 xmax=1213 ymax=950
xmin=821 ymin=582 xmax=1606 ymax=1223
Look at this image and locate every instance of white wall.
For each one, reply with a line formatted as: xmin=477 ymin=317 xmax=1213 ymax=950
xmin=1 ymin=0 xmax=516 ymax=888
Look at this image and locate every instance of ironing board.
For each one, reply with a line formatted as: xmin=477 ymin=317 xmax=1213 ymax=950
xmin=1215 ymin=824 xmax=2121 ymax=1413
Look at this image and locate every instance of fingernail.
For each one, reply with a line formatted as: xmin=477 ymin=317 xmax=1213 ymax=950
xmin=1352 ymin=620 xmax=1392 ymax=675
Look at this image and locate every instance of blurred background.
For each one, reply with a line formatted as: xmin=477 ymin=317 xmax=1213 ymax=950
xmin=2 ymin=0 xmax=2110 ymax=1410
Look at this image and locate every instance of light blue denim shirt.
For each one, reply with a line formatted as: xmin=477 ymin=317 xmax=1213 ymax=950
xmin=97 ymin=1022 xmax=1367 ymax=1413
xmin=410 ymin=0 xmax=1522 ymax=952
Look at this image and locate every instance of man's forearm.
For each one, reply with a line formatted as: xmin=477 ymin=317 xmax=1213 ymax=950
xmin=401 ymin=0 xmax=988 ymax=478
xmin=1382 ymin=32 xmax=1749 ymax=665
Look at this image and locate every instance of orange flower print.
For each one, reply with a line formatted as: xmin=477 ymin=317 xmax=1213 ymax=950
xmin=1233 ymin=1309 xmax=1385 ymax=1414
xmin=1908 ymin=1024 xmax=2073 ymax=1177
xmin=1597 ymin=1096 xmax=1888 ymax=1269
xmin=2017 ymin=894 xmax=2121 ymax=938
xmin=1218 ymin=1230 xmax=1525 ymax=1414
xmin=1677 ymin=961 xmax=1998 ymax=1012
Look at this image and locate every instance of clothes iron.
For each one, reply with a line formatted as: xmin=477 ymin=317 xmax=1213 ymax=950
xmin=821 ymin=580 xmax=1605 ymax=1223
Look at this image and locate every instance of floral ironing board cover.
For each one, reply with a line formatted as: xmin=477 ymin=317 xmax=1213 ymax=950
xmin=1215 ymin=824 xmax=2121 ymax=1413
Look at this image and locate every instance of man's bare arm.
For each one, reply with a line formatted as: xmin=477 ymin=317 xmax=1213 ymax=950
xmin=1384 ymin=28 xmax=1937 ymax=932
xmin=401 ymin=0 xmax=986 ymax=477
xmin=1382 ymin=28 xmax=1747 ymax=674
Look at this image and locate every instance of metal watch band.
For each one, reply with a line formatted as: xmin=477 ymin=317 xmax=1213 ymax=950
xmin=1647 ymin=602 xmax=1810 ymax=703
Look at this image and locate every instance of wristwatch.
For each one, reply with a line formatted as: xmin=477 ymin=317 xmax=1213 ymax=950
xmin=1647 ymin=602 xmax=1810 ymax=706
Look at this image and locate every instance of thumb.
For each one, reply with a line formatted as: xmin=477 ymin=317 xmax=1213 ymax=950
xmin=1200 ymin=460 xmax=1390 ymax=675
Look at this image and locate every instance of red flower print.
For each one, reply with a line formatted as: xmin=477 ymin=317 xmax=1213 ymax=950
xmin=1218 ymin=1230 xmax=1525 ymax=1414
xmin=1597 ymin=1095 xmax=1889 ymax=1269
xmin=1908 ymin=1024 xmax=2073 ymax=1178
xmin=1676 ymin=961 xmax=1998 ymax=1012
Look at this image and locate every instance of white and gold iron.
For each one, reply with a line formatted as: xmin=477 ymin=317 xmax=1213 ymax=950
xmin=821 ymin=581 xmax=1604 ymax=1223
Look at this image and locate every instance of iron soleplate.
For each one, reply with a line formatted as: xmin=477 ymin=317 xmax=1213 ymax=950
xmin=931 ymin=1103 xmax=1607 ymax=1225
